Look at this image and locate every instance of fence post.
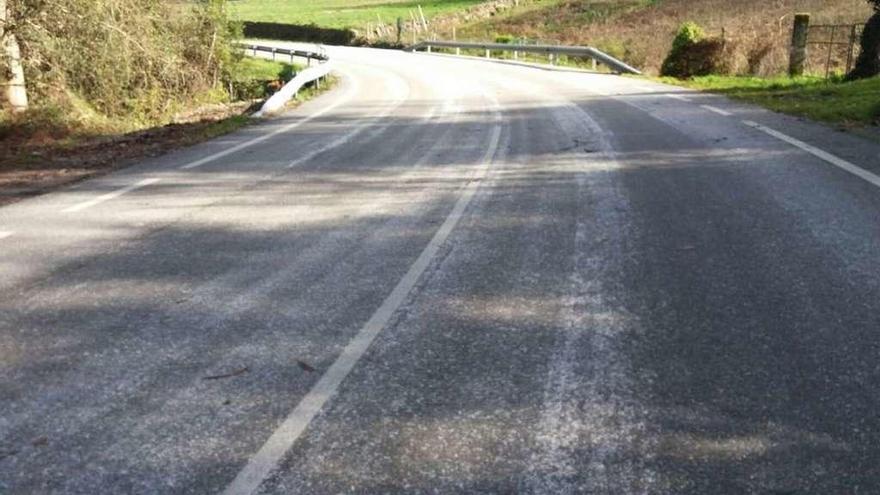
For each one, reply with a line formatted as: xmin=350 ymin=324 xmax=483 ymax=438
xmin=846 ymin=24 xmax=858 ymax=74
xmin=789 ymin=13 xmax=810 ymax=76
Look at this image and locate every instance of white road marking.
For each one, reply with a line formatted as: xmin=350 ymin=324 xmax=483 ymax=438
xmin=178 ymin=75 xmax=360 ymax=170
xmin=283 ymin=70 xmax=410 ymax=170
xmin=743 ymin=120 xmax=880 ymax=188
xmin=634 ymin=85 xmax=656 ymax=93
xmin=62 ymin=178 xmax=161 ymax=213
xmin=221 ymin=124 xmax=503 ymax=495
xmin=0 ymin=231 xmax=12 ymax=240
xmin=701 ymin=104 xmax=732 ymax=116
xmin=664 ymin=93 xmax=691 ymax=102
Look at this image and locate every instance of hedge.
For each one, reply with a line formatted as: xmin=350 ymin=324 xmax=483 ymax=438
xmin=242 ymin=22 xmax=357 ymax=45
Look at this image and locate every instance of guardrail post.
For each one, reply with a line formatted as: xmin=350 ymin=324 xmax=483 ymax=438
xmin=789 ymin=13 xmax=810 ymax=76
xmin=485 ymin=48 xmax=490 ymax=59
xmin=271 ymin=48 xmax=277 ymax=61
xmin=591 ymin=58 xmax=597 ymax=70
xmin=427 ymin=45 xmax=432 ymax=53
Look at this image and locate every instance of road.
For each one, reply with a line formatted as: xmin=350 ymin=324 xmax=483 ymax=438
xmin=2 ymin=45 xmax=880 ymax=494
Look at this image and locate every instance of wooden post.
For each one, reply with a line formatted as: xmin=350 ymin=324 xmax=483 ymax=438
xmin=417 ymin=5 xmax=428 ymax=32
xmin=789 ymin=13 xmax=810 ymax=77
xmin=1 ymin=0 xmax=28 ymax=112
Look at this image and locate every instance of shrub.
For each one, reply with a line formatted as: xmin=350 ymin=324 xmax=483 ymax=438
xmin=848 ymin=1 xmax=880 ymax=80
xmin=8 ymin=0 xmax=241 ymax=126
xmin=671 ymin=22 xmax=705 ymax=52
xmin=242 ymin=22 xmax=356 ymax=45
xmin=495 ymin=34 xmax=516 ymax=44
xmin=661 ymin=22 xmax=730 ymax=78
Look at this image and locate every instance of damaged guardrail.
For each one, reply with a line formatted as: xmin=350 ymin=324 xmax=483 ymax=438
xmin=407 ymin=40 xmax=642 ymax=75
xmin=237 ymin=43 xmax=333 ymax=117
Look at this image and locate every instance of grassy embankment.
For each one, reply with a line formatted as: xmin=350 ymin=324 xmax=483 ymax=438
xmin=0 ymin=56 xmax=305 ymax=205
xmin=228 ymin=0 xmax=488 ymax=29
xmin=454 ymin=0 xmax=876 ymax=127
xmin=656 ymin=75 xmax=880 ymax=126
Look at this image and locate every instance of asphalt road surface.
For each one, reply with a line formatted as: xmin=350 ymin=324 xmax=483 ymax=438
xmin=3 ymin=45 xmax=880 ymax=494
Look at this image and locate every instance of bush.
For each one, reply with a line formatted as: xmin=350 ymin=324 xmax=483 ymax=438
xmin=242 ymin=22 xmax=356 ymax=45
xmin=8 ymin=0 xmax=241 ymax=126
xmin=661 ymin=22 xmax=730 ymax=78
xmin=848 ymin=1 xmax=880 ymax=80
xmin=495 ymin=34 xmax=516 ymax=44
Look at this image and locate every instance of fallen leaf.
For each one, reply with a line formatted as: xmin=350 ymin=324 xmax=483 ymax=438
xmin=297 ymin=360 xmax=316 ymax=372
xmin=203 ymin=366 xmax=249 ymax=380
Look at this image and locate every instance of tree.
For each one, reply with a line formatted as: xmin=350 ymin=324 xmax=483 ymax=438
xmin=1 ymin=0 xmax=28 ymax=112
xmin=848 ymin=0 xmax=880 ymax=80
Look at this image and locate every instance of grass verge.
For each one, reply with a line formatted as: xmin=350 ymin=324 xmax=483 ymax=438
xmin=653 ymin=75 xmax=880 ymax=127
xmin=229 ymin=0 xmax=487 ymax=29
xmin=0 ymin=57 xmax=333 ymax=206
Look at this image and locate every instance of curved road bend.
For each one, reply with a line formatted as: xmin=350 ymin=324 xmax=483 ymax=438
xmin=2 ymin=45 xmax=880 ymax=494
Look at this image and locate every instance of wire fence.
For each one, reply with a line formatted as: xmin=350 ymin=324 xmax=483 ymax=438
xmin=806 ymin=23 xmax=863 ymax=78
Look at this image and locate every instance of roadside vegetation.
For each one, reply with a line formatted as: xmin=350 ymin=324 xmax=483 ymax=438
xmin=228 ymin=0 xmax=489 ymax=30
xmin=0 ymin=0 xmax=319 ymax=204
xmin=658 ymin=75 xmax=880 ymax=125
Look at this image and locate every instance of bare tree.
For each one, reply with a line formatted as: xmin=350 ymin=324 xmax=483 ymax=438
xmin=848 ymin=0 xmax=880 ymax=79
xmin=1 ymin=0 xmax=27 ymax=111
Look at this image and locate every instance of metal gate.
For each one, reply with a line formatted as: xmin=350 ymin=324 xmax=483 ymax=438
xmin=806 ymin=23 xmax=864 ymax=77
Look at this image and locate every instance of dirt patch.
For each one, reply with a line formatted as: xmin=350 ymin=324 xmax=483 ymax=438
xmin=0 ymin=101 xmax=259 ymax=206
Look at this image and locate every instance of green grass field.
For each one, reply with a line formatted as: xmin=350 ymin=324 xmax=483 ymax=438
xmin=654 ymin=75 xmax=880 ymax=127
xmin=228 ymin=0 xmax=487 ymax=29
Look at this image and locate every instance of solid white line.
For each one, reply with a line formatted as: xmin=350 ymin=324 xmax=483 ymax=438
xmin=178 ymin=75 xmax=359 ymax=170
xmin=664 ymin=93 xmax=691 ymax=102
xmin=701 ymin=104 xmax=732 ymax=116
xmin=62 ymin=178 xmax=161 ymax=213
xmin=0 ymin=231 xmax=12 ymax=240
xmin=634 ymin=85 xmax=656 ymax=93
xmin=743 ymin=120 xmax=880 ymax=188
xmin=221 ymin=124 xmax=504 ymax=495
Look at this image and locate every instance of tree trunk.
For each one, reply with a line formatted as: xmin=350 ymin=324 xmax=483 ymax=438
xmin=0 ymin=0 xmax=28 ymax=112
xmin=848 ymin=11 xmax=880 ymax=80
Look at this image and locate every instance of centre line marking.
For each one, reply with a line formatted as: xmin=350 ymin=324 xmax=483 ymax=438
xmin=62 ymin=178 xmax=161 ymax=213
xmin=221 ymin=124 xmax=504 ymax=495
xmin=0 ymin=231 xmax=12 ymax=240
xmin=743 ymin=120 xmax=880 ymax=188
xmin=701 ymin=104 xmax=732 ymax=116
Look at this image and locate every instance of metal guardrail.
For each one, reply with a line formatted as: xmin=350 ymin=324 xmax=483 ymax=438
xmin=237 ymin=43 xmax=329 ymax=65
xmin=407 ymin=40 xmax=641 ymax=75
xmin=236 ymin=43 xmax=333 ymax=117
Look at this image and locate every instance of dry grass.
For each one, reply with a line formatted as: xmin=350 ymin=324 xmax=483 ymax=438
xmin=453 ymin=0 xmax=873 ymax=74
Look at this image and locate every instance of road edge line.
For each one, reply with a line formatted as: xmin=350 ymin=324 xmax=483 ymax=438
xmin=743 ymin=120 xmax=880 ymax=189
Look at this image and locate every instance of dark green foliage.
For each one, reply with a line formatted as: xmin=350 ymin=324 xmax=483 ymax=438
xmin=848 ymin=2 xmax=880 ymax=80
xmin=242 ymin=22 xmax=356 ymax=45
xmin=661 ymin=22 xmax=728 ymax=78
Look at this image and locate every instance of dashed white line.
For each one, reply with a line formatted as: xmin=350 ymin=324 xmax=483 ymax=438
xmin=221 ymin=124 xmax=504 ymax=495
xmin=0 ymin=231 xmax=12 ymax=240
xmin=62 ymin=178 xmax=161 ymax=213
xmin=701 ymin=104 xmax=733 ymax=116
xmin=743 ymin=120 xmax=880 ymax=188
xmin=178 ymin=75 xmax=359 ymax=171
xmin=664 ymin=93 xmax=692 ymax=102
xmin=634 ymin=85 xmax=656 ymax=93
